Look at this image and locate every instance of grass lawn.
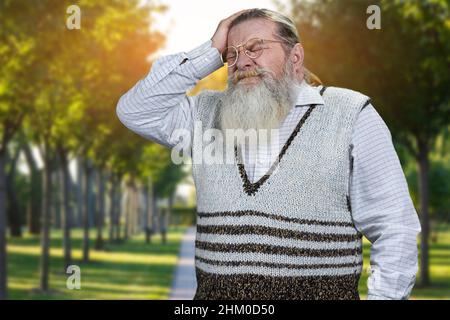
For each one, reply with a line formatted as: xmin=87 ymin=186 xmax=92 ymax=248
xmin=7 ymin=226 xmax=187 ymax=299
xmin=358 ymin=223 xmax=450 ymax=300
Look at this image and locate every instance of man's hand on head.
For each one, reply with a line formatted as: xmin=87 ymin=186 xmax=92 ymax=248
xmin=211 ymin=9 xmax=250 ymax=55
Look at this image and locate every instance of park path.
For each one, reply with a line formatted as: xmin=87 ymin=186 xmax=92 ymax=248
xmin=169 ymin=226 xmax=197 ymax=300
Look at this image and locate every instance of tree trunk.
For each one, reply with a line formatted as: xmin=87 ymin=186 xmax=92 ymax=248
xmin=22 ymin=140 xmax=41 ymax=234
xmin=6 ymin=145 xmax=22 ymax=237
xmin=108 ymin=174 xmax=116 ymax=243
xmin=0 ymin=150 xmax=8 ymax=299
xmin=115 ymin=176 xmax=123 ymax=241
xmin=88 ymin=169 xmax=96 ymax=231
xmin=124 ymin=184 xmax=130 ymax=240
xmin=130 ymin=181 xmax=138 ymax=236
xmin=160 ymin=208 xmax=167 ymax=245
xmin=143 ymin=184 xmax=151 ymax=244
xmin=59 ymin=150 xmax=72 ymax=270
xmin=95 ymin=169 xmax=105 ymax=250
xmin=417 ymin=137 xmax=430 ymax=286
xmin=51 ymin=165 xmax=62 ymax=230
xmin=39 ymin=140 xmax=52 ymax=292
xmin=75 ymin=158 xmax=83 ymax=228
xmin=152 ymin=188 xmax=159 ymax=241
xmin=82 ymin=159 xmax=92 ymax=263
xmin=136 ymin=185 xmax=141 ymax=236
xmin=168 ymin=192 xmax=174 ymax=228
xmin=131 ymin=185 xmax=136 ymax=236
xmin=147 ymin=181 xmax=155 ymax=243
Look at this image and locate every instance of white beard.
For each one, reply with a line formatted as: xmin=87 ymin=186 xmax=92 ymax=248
xmin=219 ymin=61 xmax=298 ymax=133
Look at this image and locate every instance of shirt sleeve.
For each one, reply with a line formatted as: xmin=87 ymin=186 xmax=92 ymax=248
xmin=349 ymin=104 xmax=422 ymax=300
xmin=116 ymin=40 xmax=223 ymax=148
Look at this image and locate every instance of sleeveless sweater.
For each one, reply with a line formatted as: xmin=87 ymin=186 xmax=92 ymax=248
xmin=191 ymin=85 xmax=371 ymax=300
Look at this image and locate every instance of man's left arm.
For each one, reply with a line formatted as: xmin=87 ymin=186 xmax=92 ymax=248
xmin=349 ymin=104 xmax=422 ymax=300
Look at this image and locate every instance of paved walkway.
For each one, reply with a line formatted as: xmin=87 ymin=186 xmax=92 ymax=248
xmin=169 ymin=226 xmax=197 ymax=300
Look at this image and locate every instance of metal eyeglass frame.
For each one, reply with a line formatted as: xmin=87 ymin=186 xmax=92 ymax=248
xmin=223 ymin=37 xmax=293 ymax=68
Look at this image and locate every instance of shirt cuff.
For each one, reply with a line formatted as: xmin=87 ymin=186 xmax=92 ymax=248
xmin=186 ymin=40 xmax=224 ymax=80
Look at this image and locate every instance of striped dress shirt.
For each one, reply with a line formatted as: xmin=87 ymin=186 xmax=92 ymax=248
xmin=116 ymin=40 xmax=422 ymax=300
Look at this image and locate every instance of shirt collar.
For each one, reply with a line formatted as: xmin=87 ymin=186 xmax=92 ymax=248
xmin=293 ymin=79 xmax=325 ymax=107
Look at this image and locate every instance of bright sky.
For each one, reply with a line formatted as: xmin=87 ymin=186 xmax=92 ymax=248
xmin=153 ymin=0 xmax=281 ymax=56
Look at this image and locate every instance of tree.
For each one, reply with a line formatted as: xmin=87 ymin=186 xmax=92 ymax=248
xmin=1 ymin=0 xmax=169 ymax=297
xmin=0 ymin=0 xmax=167 ymax=295
xmin=5 ymin=141 xmax=23 ymax=237
xmin=0 ymin=0 xmax=40 ymax=299
xmin=20 ymin=131 xmax=42 ymax=235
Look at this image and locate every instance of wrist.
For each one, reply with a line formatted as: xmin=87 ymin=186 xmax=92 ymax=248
xmin=211 ymin=39 xmax=222 ymax=54
xmin=187 ymin=40 xmax=224 ymax=79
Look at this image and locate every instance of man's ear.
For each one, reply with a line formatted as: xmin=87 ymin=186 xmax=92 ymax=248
xmin=289 ymin=43 xmax=304 ymax=80
xmin=290 ymin=43 xmax=304 ymax=65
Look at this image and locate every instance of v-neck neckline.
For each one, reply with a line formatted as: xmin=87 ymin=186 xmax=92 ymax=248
xmin=233 ymin=85 xmax=327 ymax=196
xmin=233 ymin=104 xmax=316 ymax=196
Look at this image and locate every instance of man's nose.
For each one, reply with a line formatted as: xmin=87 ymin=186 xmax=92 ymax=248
xmin=236 ymin=49 xmax=256 ymax=71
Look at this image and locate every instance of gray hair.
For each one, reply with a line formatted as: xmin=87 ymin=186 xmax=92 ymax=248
xmin=229 ymin=8 xmax=300 ymax=50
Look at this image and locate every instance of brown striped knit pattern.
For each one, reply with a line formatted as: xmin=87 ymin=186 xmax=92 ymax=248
xmin=193 ymin=210 xmax=363 ymax=300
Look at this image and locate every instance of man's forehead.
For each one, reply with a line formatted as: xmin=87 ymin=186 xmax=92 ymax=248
xmin=227 ymin=19 xmax=277 ymax=46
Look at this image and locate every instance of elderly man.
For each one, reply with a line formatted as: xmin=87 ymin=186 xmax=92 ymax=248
xmin=116 ymin=9 xmax=421 ymax=300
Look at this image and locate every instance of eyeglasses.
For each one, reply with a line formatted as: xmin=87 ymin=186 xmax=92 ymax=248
xmin=223 ymin=37 xmax=291 ymax=68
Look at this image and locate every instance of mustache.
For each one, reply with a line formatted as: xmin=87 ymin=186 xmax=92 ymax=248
xmin=232 ymin=67 xmax=275 ymax=85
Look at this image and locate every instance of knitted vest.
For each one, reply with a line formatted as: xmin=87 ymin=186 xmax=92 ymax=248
xmin=191 ymin=85 xmax=370 ymax=300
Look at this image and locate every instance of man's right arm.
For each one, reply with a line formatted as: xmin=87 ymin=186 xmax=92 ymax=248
xmin=116 ymin=40 xmax=223 ymax=148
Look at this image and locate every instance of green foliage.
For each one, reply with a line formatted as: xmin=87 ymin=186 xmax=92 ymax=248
xmin=0 ymin=0 xmax=38 ymax=148
xmin=286 ymin=0 xmax=450 ymax=142
xmin=7 ymin=168 xmax=30 ymax=227
xmin=406 ymin=127 xmax=450 ymax=222
xmin=153 ymin=161 xmax=188 ymax=198
xmin=1 ymin=0 xmax=172 ymax=185
xmin=170 ymin=207 xmax=197 ymax=226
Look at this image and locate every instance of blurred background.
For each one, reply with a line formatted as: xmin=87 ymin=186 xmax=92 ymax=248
xmin=0 ymin=0 xmax=449 ymax=300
